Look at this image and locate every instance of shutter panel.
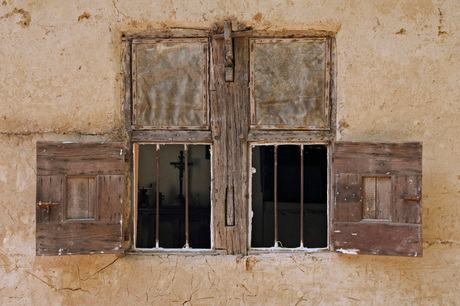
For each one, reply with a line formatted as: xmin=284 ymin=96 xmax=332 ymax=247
xmin=36 ymin=142 xmax=125 ymax=256
xmin=332 ymin=142 xmax=422 ymax=257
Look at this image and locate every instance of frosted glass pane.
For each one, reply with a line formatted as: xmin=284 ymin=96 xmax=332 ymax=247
xmin=253 ymin=41 xmax=327 ymax=127
xmin=135 ymin=42 xmax=206 ymax=127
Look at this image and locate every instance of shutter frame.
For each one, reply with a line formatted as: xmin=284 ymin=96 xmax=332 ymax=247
xmin=36 ymin=142 xmax=125 ymax=256
xmin=332 ymin=142 xmax=422 ymax=257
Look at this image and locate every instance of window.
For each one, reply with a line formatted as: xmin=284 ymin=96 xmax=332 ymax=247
xmin=35 ymin=24 xmax=423 ymax=257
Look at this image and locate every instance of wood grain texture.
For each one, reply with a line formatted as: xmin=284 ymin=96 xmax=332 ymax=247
xmin=333 ymin=222 xmax=422 ymax=256
xmin=97 ymin=175 xmax=123 ymax=222
xmin=122 ymin=41 xmax=132 ymax=132
xmin=36 ymin=142 xmax=125 ymax=255
xmin=36 ymin=175 xmax=64 ymax=223
xmin=66 ymin=177 xmax=96 ymax=219
xmin=211 ymin=36 xmax=250 ymax=254
xmin=334 ymin=173 xmax=362 ymax=222
xmin=248 ymin=130 xmax=330 ymax=142
xmin=36 ymin=222 xmax=123 ymax=255
xmin=334 ymin=142 xmax=422 ymax=175
xmin=37 ymin=142 xmax=124 ymax=176
xmin=132 ymin=130 xmax=212 ymax=143
xmin=122 ymin=29 xmax=209 ymax=40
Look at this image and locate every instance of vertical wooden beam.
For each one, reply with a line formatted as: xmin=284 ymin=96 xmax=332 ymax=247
xmin=211 ymin=34 xmax=250 ymax=254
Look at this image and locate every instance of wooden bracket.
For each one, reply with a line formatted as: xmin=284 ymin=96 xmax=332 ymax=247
xmin=224 ymin=20 xmax=234 ymax=82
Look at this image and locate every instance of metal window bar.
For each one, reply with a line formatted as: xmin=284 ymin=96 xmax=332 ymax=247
xmin=184 ymin=144 xmax=190 ymax=248
xmin=155 ymin=144 xmax=160 ymax=248
xmin=274 ymin=145 xmax=279 ymax=247
xmin=300 ymin=144 xmax=304 ymax=248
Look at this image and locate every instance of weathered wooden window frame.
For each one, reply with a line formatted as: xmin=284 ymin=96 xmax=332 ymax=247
xmin=122 ymin=28 xmax=337 ymax=255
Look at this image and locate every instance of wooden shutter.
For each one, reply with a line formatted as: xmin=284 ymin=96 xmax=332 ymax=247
xmin=332 ymin=142 xmax=422 ymax=257
xmin=36 ymin=142 xmax=125 ymax=255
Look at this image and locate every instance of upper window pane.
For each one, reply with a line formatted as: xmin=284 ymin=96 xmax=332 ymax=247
xmin=133 ymin=39 xmax=208 ymax=128
xmin=251 ymin=38 xmax=330 ymax=129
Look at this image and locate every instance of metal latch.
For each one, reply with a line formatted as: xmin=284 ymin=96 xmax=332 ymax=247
xmin=404 ymin=196 xmax=421 ymax=202
xmin=224 ymin=20 xmax=234 ymax=82
xmin=37 ymin=201 xmax=59 ymax=214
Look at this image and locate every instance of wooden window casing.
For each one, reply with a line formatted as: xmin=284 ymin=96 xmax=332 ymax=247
xmin=118 ymin=28 xmax=423 ymax=257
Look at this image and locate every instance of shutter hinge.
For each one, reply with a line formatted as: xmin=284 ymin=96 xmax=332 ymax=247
xmin=123 ymin=230 xmax=130 ymax=241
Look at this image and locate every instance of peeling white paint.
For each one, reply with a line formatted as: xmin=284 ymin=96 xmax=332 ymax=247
xmin=336 ymin=248 xmax=359 ymax=255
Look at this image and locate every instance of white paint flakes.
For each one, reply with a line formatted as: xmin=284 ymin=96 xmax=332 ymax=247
xmin=336 ymin=248 xmax=359 ymax=255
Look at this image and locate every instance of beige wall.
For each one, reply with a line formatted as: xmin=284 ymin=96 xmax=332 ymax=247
xmin=1 ymin=0 xmax=459 ymax=304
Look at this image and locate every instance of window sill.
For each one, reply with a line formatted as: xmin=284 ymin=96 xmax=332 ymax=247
xmin=249 ymin=247 xmax=329 ymax=255
xmin=127 ymin=248 xmax=226 ymax=256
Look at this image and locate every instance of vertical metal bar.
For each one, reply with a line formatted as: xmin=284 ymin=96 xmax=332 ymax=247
xmin=300 ymin=145 xmax=304 ymax=248
xmin=134 ymin=144 xmax=139 ymax=248
xmin=274 ymin=145 xmax=278 ymax=248
xmin=184 ymin=144 xmax=190 ymax=248
xmin=155 ymin=144 xmax=160 ymax=248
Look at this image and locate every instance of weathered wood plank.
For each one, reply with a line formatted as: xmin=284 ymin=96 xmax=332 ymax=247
xmin=66 ymin=177 xmax=96 ymax=220
xmin=210 ymin=35 xmax=250 ymax=254
xmin=334 ymin=173 xmax=362 ymax=222
xmin=334 ymin=142 xmax=422 ymax=175
xmin=122 ymin=28 xmax=209 ymax=40
xmin=248 ymin=131 xmax=330 ymax=142
xmin=37 ymin=142 xmax=124 ymax=176
xmin=376 ymin=177 xmax=391 ymax=220
xmin=37 ymin=175 xmax=64 ymax=223
xmin=252 ymin=30 xmax=336 ymax=38
xmin=393 ymin=174 xmax=422 ymax=224
xmin=131 ymin=130 xmax=212 ymax=143
xmin=333 ymin=222 xmax=422 ymax=257
xmin=122 ymin=41 xmax=132 ymax=132
xmin=36 ymin=222 xmax=123 ymax=255
xmin=98 ymin=175 xmax=123 ymax=222
xmin=211 ymin=37 xmax=226 ymax=251
xmin=362 ymin=177 xmax=376 ymax=219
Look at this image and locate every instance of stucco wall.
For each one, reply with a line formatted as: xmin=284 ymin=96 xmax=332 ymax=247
xmin=1 ymin=0 xmax=459 ymax=304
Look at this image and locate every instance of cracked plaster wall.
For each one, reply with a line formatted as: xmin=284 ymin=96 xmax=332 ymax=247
xmin=0 ymin=0 xmax=459 ymax=304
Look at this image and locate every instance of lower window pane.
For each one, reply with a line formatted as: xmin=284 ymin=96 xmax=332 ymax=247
xmin=136 ymin=144 xmax=211 ymax=249
xmin=251 ymin=144 xmax=327 ymax=248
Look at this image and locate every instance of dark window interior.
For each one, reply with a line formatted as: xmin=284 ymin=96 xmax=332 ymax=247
xmin=136 ymin=144 xmax=211 ymax=249
xmin=251 ymin=145 xmax=327 ymax=248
